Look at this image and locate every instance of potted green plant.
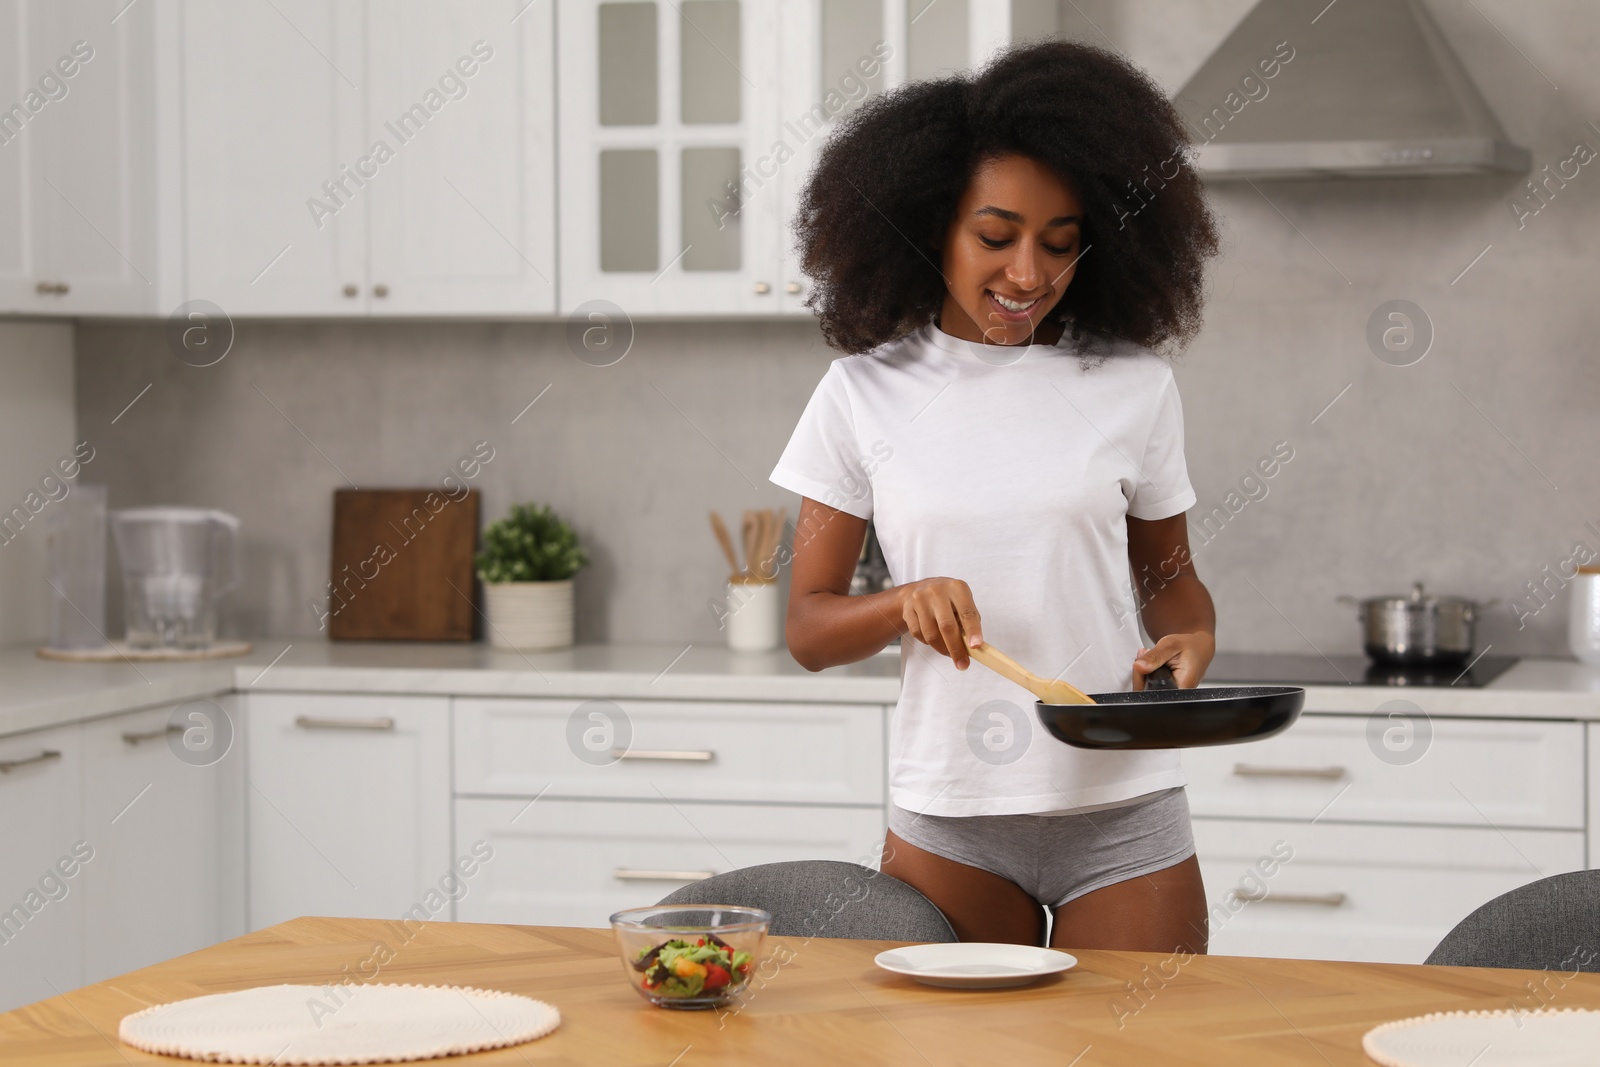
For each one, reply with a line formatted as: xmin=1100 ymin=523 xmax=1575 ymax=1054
xmin=476 ymin=503 xmax=588 ymax=650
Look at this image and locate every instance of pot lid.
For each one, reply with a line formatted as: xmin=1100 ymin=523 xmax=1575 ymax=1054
xmin=1366 ymin=581 xmax=1476 ymax=608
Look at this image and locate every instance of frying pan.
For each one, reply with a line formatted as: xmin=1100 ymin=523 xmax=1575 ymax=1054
xmin=968 ymin=642 xmax=1304 ymax=751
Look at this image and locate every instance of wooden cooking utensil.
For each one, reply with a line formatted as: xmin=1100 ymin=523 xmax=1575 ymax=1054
xmin=741 ymin=511 xmax=757 ymax=579
xmin=752 ymin=509 xmax=771 ymax=579
xmin=968 ymin=642 xmax=1096 ymax=705
xmin=709 ymin=511 xmax=740 ymax=580
xmin=764 ymin=507 xmax=786 ymax=577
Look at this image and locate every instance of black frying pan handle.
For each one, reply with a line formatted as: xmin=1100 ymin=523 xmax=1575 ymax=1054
xmin=1144 ymin=663 xmax=1177 ymax=690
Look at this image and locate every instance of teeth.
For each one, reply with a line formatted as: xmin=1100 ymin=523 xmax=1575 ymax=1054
xmin=990 ymin=291 xmax=1038 ymax=313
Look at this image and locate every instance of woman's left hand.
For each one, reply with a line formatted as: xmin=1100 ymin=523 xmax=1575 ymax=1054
xmin=1132 ymin=631 xmax=1215 ymax=690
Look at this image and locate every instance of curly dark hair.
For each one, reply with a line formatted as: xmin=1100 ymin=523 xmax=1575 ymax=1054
xmin=794 ymin=40 xmax=1220 ymax=356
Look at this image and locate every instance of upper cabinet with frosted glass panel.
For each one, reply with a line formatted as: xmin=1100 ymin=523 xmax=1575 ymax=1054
xmin=558 ymin=0 xmax=782 ymax=315
xmin=559 ymin=0 xmax=1012 ymax=317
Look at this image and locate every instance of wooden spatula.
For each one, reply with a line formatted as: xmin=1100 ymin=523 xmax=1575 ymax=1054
xmin=968 ymin=642 xmax=1096 ymax=705
xmin=709 ymin=511 xmax=740 ymax=581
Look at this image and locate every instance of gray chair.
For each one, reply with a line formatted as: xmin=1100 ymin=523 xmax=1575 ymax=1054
xmin=1426 ymin=870 xmax=1600 ymax=971
xmin=655 ymin=860 xmax=957 ymax=942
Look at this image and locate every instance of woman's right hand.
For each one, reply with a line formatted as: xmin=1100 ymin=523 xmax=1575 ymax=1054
xmin=898 ymin=577 xmax=984 ymax=669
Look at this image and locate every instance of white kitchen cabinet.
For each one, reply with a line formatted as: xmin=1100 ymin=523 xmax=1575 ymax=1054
xmin=0 ymin=722 xmax=85 ymax=1012
xmin=362 ymin=0 xmax=556 ymax=315
xmin=179 ymin=0 xmax=368 ymax=316
xmin=558 ymin=0 xmax=784 ymax=315
xmin=560 ymin=0 xmax=1006 ymax=318
xmin=80 ymin=698 xmax=246 ymax=984
xmin=0 ymin=1 xmax=26 ymax=310
xmin=246 ymin=693 xmax=450 ymax=930
xmin=181 ymin=0 xmax=557 ymax=317
xmin=455 ymin=797 xmax=886 ymax=927
xmin=0 ymin=0 xmax=171 ymax=316
xmin=1193 ymin=818 xmax=1586 ymax=965
xmin=454 ymin=696 xmax=885 ymax=805
xmin=1183 ymin=716 xmax=1586 ymax=830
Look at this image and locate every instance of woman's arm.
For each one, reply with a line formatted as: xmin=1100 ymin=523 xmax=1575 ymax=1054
xmin=786 ymin=497 xmax=984 ymax=672
xmin=1126 ymin=513 xmax=1216 ymax=689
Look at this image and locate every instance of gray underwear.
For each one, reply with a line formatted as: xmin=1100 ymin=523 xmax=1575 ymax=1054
xmin=886 ymin=787 xmax=1195 ymax=909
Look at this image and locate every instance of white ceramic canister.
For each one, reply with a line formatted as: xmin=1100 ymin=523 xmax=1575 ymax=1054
xmin=1571 ymin=565 xmax=1600 ymax=665
xmin=725 ymin=578 xmax=781 ymax=652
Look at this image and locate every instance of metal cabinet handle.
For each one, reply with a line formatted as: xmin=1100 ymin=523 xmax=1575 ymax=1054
xmin=752 ymin=281 xmax=771 ymax=294
xmin=611 ymin=749 xmax=715 ymax=762
xmin=784 ymin=281 xmax=803 ymax=294
xmin=35 ymin=281 xmax=68 ymax=295
xmin=0 ymin=750 xmax=62 ymax=773
xmin=123 ymin=724 xmax=183 ymax=745
xmin=1231 ymin=888 xmax=1347 ymax=907
xmin=613 ymin=868 xmax=716 ymax=881
xmin=1232 ymin=764 xmax=1346 ymax=780
xmin=373 ymin=284 xmax=389 ymax=298
xmin=342 ymin=283 xmax=358 ymax=297
xmin=294 ymin=715 xmax=395 ymax=731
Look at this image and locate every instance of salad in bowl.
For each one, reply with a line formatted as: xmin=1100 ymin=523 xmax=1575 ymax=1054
xmin=610 ymin=905 xmax=770 ymax=1009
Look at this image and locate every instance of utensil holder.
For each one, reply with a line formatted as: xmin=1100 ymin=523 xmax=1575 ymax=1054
xmin=1571 ymin=569 xmax=1600 ymax=665
xmin=724 ymin=578 xmax=780 ymax=652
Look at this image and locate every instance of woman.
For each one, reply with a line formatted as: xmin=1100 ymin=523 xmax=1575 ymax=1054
xmin=769 ymin=41 xmax=1222 ymax=953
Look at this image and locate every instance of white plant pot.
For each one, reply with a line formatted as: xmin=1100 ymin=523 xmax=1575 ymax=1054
xmin=483 ymin=579 xmax=574 ymax=651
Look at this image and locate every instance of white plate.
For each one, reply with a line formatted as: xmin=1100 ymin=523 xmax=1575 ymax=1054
xmin=873 ymin=943 xmax=1078 ymax=989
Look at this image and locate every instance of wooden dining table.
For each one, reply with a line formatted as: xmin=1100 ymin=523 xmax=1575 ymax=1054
xmin=6 ymin=916 xmax=1600 ymax=1065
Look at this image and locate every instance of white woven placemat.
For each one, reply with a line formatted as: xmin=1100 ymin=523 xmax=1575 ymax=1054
xmin=118 ymin=983 xmax=560 ymax=1064
xmin=1363 ymin=1008 xmax=1600 ymax=1067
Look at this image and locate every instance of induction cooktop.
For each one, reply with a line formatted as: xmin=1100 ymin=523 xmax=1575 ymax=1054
xmin=1205 ymin=652 xmax=1519 ymax=689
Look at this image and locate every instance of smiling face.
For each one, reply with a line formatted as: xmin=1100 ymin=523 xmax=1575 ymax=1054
xmin=935 ymin=154 xmax=1085 ymax=347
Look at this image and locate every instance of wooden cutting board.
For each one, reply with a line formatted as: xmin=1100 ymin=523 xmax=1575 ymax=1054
xmin=327 ymin=488 xmax=479 ymax=641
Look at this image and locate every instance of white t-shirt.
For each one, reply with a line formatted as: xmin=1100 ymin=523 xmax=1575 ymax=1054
xmin=770 ymin=320 xmax=1198 ymax=817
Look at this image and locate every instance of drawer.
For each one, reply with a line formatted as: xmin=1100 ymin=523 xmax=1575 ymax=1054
xmin=453 ymin=797 xmax=887 ymax=927
xmin=454 ymin=698 xmax=885 ymax=805
xmin=1193 ymin=818 xmax=1586 ymax=965
xmin=1182 ymin=716 xmax=1584 ymax=829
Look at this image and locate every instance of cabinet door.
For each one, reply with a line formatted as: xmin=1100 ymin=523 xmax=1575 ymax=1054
xmin=455 ymin=797 xmax=885 ymax=927
xmin=0 ymin=723 xmax=84 ymax=1013
xmin=558 ymin=0 xmax=782 ymax=315
xmin=0 ymin=0 xmax=158 ymax=315
xmin=80 ymin=699 xmax=245 ymax=984
xmin=365 ymin=0 xmax=556 ymax=315
xmin=25 ymin=0 xmax=157 ymax=315
xmin=181 ymin=0 xmax=367 ymax=315
xmin=0 ymin=1 xmax=32 ymax=311
xmin=246 ymin=694 xmax=450 ymax=930
xmin=454 ymin=697 xmax=885 ymax=804
xmin=1182 ymin=716 xmax=1585 ymax=830
xmin=1193 ymin=818 xmax=1586 ymax=965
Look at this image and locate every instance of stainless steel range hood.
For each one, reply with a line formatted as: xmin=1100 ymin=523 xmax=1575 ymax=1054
xmin=1172 ymin=0 xmax=1530 ymax=180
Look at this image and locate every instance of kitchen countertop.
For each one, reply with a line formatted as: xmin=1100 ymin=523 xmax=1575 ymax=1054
xmin=2 ymin=640 xmax=1599 ymax=739
xmin=0 ymin=641 xmax=902 ymax=737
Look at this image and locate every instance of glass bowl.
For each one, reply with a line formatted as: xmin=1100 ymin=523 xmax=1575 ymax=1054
xmin=610 ymin=905 xmax=770 ymax=1009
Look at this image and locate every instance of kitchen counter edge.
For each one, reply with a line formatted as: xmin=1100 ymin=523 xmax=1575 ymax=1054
xmin=2 ymin=643 xmax=1598 ymax=739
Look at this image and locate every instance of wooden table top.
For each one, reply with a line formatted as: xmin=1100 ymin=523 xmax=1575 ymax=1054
xmin=6 ymin=917 xmax=1600 ymax=1066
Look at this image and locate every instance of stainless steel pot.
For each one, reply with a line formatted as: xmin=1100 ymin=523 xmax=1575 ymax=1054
xmin=1337 ymin=582 xmax=1498 ymax=665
